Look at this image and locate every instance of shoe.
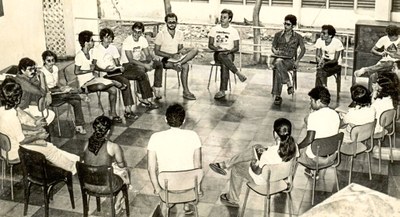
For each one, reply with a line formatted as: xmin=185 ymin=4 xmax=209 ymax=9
xmin=209 ymin=163 xmax=227 ymax=175
xmin=124 ymin=111 xmax=138 ymax=119
xmin=287 ymin=86 xmax=294 ymax=95
xmin=220 ymin=193 xmax=239 ymax=208
xmin=112 ymin=116 xmax=123 ymax=123
xmin=304 ymin=169 xmax=319 ymax=180
xmin=139 ymin=100 xmax=159 ymax=109
xmin=75 ymin=126 xmax=87 ymax=135
xmin=183 ymin=92 xmax=196 ymax=100
xmin=152 ymin=87 xmax=162 ymax=100
xmin=274 ymin=96 xmax=282 ymax=105
xmin=354 ymin=68 xmax=366 ymax=77
xmin=214 ymin=91 xmax=226 ymax=99
xmin=237 ymin=73 xmax=247 ymax=82
xmin=183 ymin=204 xmax=194 ymax=215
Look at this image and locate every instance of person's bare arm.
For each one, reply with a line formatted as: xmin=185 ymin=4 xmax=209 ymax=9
xmin=109 ymin=142 xmax=126 ymax=168
xmin=296 ymin=37 xmax=306 ymax=66
xmin=74 ymin=65 xmax=94 ymax=75
xmin=208 ymin=37 xmax=220 ymax=51
xmin=298 ymin=130 xmax=316 ymax=149
xmin=147 ymin=150 xmax=162 ymax=194
xmin=125 ymin=50 xmax=151 ymax=70
xmin=371 ymin=45 xmax=386 ymax=57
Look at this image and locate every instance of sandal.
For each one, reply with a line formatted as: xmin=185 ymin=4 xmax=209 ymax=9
xmin=274 ymin=96 xmax=282 ymax=105
xmin=124 ymin=111 xmax=138 ymax=119
xmin=112 ymin=116 xmax=123 ymax=123
xmin=139 ymin=99 xmax=159 ymax=109
xmin=183 ymin=204 xmax=194 ymax=215
xmin=214 ymin=91 xmax=226 ymax=99
xmin=209 ymin=163 xmax=227 ymax=175
xmin=287 ymin=86 xmax=294 ymax=95
xmin=220 ymin=193 xmax=239 ymax=208
xmin=183 ymin=92 xmax=196 ymax=100
xmin=75 ymin=126 xmax=87 ymax=135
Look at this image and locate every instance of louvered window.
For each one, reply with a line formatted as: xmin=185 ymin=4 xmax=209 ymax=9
xmin=302 ymin=0 xmax=326 ymax=8
xmin=192 ymin=0 xmax=209 ymax=2
xmin=392 ymin=0 xmax=400 ymax=12
xmin=221 ymin=0 xmax=244 ymax=4
xmin=357 ymin=0 xmax=374 ymax=9
xmin=245 ymin=0 xmax=268 ymax=5
xmin=272 ymin=0 xmax=293 ymax=6
xmin=329 ymin=0 xmax=353 ymax=9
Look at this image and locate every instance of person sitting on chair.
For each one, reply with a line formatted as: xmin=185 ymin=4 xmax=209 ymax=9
xmin=147 ymin=103 xmax=202 ymax=214
xmin=298 ymin=86 xmax=340 ymax=179
xmin=82 ymin=115 xmax=130 ymax=213
xmin=354 ymin=25 xmax=400 ymax=86
xmin=208 ymin=9 xmax=247 ymax=100
xmin=271 ymin=14 xmax=306 ymax=105
xmin=315 ymin=24 xmax=344 ymax=87
xmin=208 ymin=118 xmax=297 ymax=207
xmin=0 ymin=78 xmax=79 ymax=173
xmin=154 ymin=12 xmax=198 ymax=100
xmin=41 ymin=50 xmax=87 ymax=134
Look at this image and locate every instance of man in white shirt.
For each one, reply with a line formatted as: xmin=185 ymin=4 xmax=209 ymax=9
xmin=298 ymin=86 xmax=340 ymax=177
xmin=147 ymin=103 xmax=202 ymax=214
xmin=355 ymin=25 xmax=400 ymax=86
xmin=208 ymin=9 xmax=247 ymax=99
xmin=315 ymin=25 xmax=344 ymax=87
xmin=154 ymin=13 xmax=198 ymax=100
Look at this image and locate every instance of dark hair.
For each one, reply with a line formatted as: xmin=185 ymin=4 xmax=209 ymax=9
xmin=284 ymin=14 xmax=297 ymax=26
xmin=88 ymin=116 xmax=112 ymax=155
xmin=99 ymin=28 xmax=115 ymax=41
xmin=221 ymin=9 xmax=233 ymax=21
xmin=322 ymin=24 xmax=336 ymax=37
xmin=18 ymin=57 xmax=36 ymax=72
xmin=350 ymin=84 xmax=371 ymax=107
xmin=165 ymin=12 xmax=178 ymax=23
xmin=166 ymin=103 xmax=185 ymax=127
xmin=132 ymin=22 xmax=145 ymax=32
xmin=0 ymin=77 xmax=22 ymax=110
xmin=386 ymin=25 xmax=399 ymax=37
xmin=78 ymin=30 xmax=93 ymax=48
xmin=308 ymin=86 xmax=331 ymax=105
xmin=273 ymin=118 xmax=296 ymax=162
xmin=41 ymin=50 xmax=58 ymax=63
xmin=376 ymin=72 xmax=400 ymax=108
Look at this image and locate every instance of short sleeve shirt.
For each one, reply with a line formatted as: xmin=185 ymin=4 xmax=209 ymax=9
xmin=0 ymin=107 xmax=24 ymax=160
xmin=272 ymin=30 xmax=304 ymax=59
xmin=315 ymin=38 xmax=344 ymax=61
xmin=92 ymin=44 xmax=120 ymax=69
xmin=74 ymin=50 xmax=95 ymax=87
xmin=208 ymin=24 xmax=240 ymax=50
xmin=41 ymin=65 xmax=59 ymax=89
xmin=371 ymin=96 xmax=394 ymax=133
xmin=375 ymin=36 xmax=400 ymax=57
xmin=120 ymin=35 xmax=149 ymax=64
xmin=155 ymin=27 xmax=184 ymax=54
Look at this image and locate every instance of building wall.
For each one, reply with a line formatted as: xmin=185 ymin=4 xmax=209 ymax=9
xmin=0 ymin=0 xmax=46 ymax=69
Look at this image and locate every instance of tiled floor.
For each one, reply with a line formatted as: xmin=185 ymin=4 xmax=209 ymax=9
xmin=1 ymin=64 xmax=400 ymax=217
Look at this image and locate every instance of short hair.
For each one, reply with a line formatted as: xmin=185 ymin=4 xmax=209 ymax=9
xmin=322 ymin=24 xmax=336 ymax=37
xmin=284 ymin=14 xmax=297 ymax=26
xmin=273 ymin=118 xmax=296 ymax=162
xmin=308 ymin=86 xmax=331 ymax=105
xmin=18 ymin=57 xmax=36 ymax=72
xmin=386 ymin=25 xmax=399 ymax=37
xmin=99 ymin=28 xmax=115 ymax=41
xmin=41 ymin=50 xmax=58 ymax=63
xmin=166 ymin=103 xmax=186 ymax=127
xmin=0 ymin=77 xmax=22 ymax=110
xmin=221 ymin=9 xmax=233 ymax=21
xmin=350 ymin=84 xmax=371 ymax=107
xmin=78 ymin=30 xmax=93 ymax=48
xmin=376 ymin=72 xmax=400 ymax=107
xmin=88 ymin=115 xmax=113 ymax=155
xmin=132 ymin=22 xmax=145 ymax=32
xmin=165 ymin=12 xmax=178 ymax=23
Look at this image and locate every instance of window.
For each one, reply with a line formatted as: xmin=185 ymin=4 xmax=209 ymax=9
xmin=329 ymin=0 xmax=354 ymax=9
xmin=392 ymin=0 xmax=400 ymax=12
xmin=357 ymin=0 xmax=374 ymax=9
xmin=221 ymin=0 xmax=244 ymax=4
xmin=191 ymin=0 xmax=209 ymax=2
xmin=271 ymin=0 xmax=293 ymax=6
xmin=245 ymin=0 xmax=268 ymax=4
xmin=302 ymin=0 xmax=326 ymax=8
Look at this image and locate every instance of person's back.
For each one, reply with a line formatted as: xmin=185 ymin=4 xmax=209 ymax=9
xmin=83 ymin=140 xmax=113 ymax=166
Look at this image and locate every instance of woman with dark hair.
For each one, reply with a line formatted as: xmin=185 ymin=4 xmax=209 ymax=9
xmin=209 ymin=118 xmax=297 ymax=207
xmin=82 ymin=115 xmax=130 ymax=212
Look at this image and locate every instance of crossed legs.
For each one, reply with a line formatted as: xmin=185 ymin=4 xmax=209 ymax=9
xmin=271 ymin=58 xmax=295 ymax=104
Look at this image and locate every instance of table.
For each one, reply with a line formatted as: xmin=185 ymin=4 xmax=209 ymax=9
xmin=300 ymin=183 xmax=400 ymax=217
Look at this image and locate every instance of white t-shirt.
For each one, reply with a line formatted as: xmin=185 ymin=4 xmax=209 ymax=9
xmin=208 ymin=24 xmax=240 ymax=50
xmin=155 ymin=27 xmax=184 ymax=54
xmin=315 ymin=37 xmax=344 ymax=62
xmin=120 ymin=35 xmax=149 ymax=64
xmin=342 ymin=106 xmax=376 ymax=142
xmin=375 ymin=35 xmax=400 ymax=57
xmin=41 ymin=65 xmax=59 ymax=89
xmin=74 ymin=50 xmax=95 ymax=87
xmin=92 ymin=43 xmax=120 ymax=69
xmin=306 ymin=107 xmax=340 ymax=158
xmin=0 ymin=107 xmax=24 ymax=161
xmin=147 ymin=127 xmax=201 ymax=172
xmin=371 ymin=96 xmax=394 ymax=133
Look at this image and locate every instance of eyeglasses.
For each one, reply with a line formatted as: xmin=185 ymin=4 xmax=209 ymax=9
xmin=167 ymin=21 xmax=177 ymax=24
xmin=27 ymin=67 xmax=37 ymax=73
xmin=133 ymin=30 xmax=143 ymax=35
xmin=46 ymin=58 xmax=55 ymax=63
xmin=283 ymin=22 xmax=292 ymax=26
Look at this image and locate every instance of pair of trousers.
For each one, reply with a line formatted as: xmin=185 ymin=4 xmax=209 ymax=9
xmin=122 ymin=63 xmax=156 ymax=99
xmin=271 ymin=58 xmax=295 ymax=96
xmin=360 ymin=60 xmax=395 ymax=89
xmin=51 ymin=93 xmax=85 ymax=126
xmin=104 ymin=74 xmax=134 ymax=107
xmin=315 ymin=62 xmax=341 ymax=87
xmin=213 ymin=52 xmax=238 ymax=91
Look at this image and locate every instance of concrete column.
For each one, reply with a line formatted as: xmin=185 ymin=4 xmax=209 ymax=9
xmin=292 ymin=0 xmax=302 ymax=26
xmin=209 ymin=0 xmax=221 ymax=24
xmin=375 ymin=0 xmax=391 ymax=21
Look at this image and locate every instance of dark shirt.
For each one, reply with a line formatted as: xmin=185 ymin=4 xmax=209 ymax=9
xmin=272 ymin=30 xmax=304 ymax=59
xmin=14 ymin=74 xmax=46 ymax=110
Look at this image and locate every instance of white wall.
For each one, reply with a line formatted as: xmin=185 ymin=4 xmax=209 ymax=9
xmin=71 ymin=0 xmax=98 ymax=54
xmin=0 ymin=0 xmax=46 ymax=69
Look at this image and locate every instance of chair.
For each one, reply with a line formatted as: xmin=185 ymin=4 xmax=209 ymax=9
xmin=374 ymin=109 xmax=396 ymax=172
xmin=157 ymin=168 xmax=203 ymax=217
xmin=163 ymin=68 xmax=181 ymax=97
xmin=298 ymin=132 xmax=344 ymax=205
xmin=340 ymin=121 xmax=376 ymax=185
xmin=49 ymin=100 xmax=73 ymax=137
xmin=239 ymin=158 xmax=297 ymax=217
xmin=18 ymin=146 xmax=75 ymax=217
xmin=331 ymin=67 xmax=341 ymax=99
xmin=272 ymin=66 xmax=297 ymax=100
xmin=0 ymin=132 xmax=20 ymax=200
xmin=76 ymin=162 xmax=130 ymax=217
xmin=207 ymin=60 xmax=237 ymax=90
